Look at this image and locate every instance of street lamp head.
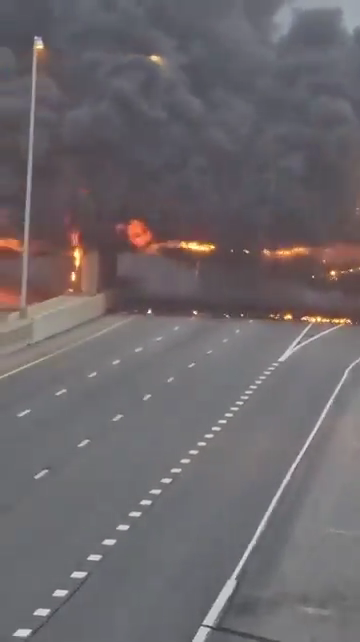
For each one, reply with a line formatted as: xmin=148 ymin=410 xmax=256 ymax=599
xmin=34 ymin=36 xmax=44 ymax=51
xmin=149 ymin=54 xmax=164 ymax=66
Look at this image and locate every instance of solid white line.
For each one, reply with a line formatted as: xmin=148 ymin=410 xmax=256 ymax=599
xmin=1 ymin=317 xmax=133 ymax=381
xmin=17 ymin=409 xmax=31 ymax=417
xmin=278 ymin=323 xmax=312 ymax=362
xmin=192 ymin=353 xmax=360 ymax=642
xmin=55 ymin=388 xmax=67 ymax=396
xmin=34 ymin=469 xmax=49 ymax=480
xmin=286 ymin=325 xmax=342 ymax=361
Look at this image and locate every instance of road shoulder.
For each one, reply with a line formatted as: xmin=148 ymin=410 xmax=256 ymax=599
xmin=208 ymin=373 xmax=360 ymax=642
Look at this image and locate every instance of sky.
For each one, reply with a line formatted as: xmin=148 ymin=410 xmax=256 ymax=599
xmin=282 ymin=0 xmax=360 ymax=29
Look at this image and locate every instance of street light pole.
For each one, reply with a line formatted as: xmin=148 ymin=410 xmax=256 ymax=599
xmin=19 ymin=36 xmax=44 ymax=318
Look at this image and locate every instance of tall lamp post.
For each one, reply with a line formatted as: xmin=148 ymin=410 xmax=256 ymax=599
xmin=19 ymin=35 xmax=44 ymax=318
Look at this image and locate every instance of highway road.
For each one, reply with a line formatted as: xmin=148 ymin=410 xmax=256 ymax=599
xmin=1 ymin=312 xmax=360 ymax=641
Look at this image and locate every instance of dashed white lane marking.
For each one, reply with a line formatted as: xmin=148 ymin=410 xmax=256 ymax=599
xmin=112 ymin=359 xmax=121 ymax=365
xmin=171 ymin=468 xmax=182 ymax=473
xmin=155 ymin=336 xmax=163 ymax=341
xmin=12 ymin=624 xmax=31 ymax=640
xmin=143 ymin=394 xmax=152 ymax=401
xmin=70 ymin=571 xmax=88 ymax=579
xmin=189 ymin=450 xmax=199 ymax=455
xmin=212 ymin=426 xmax=222 ymax=431
xmin=135 ymin=347 xmax=143 ymax=353
xmin=3 ymin=317 xmax=133 ymax=382
xmin=53 ymin=589 xmax=69 ymax=598
xmin=197 ymin=442 xmax=207 ymax=447
xmin=218 ymin=419 xmax=227 ymax=424
xmin=225 ymin=413 xmax=233 ymax=418
xmin=129 ymin=511 xmax=142 ymax=518
xmin=263 ymin=370 xmax=271 ymax=375
xmin=249 ymin=385 xmax=258 ymax=390
xmin=236 ymin=401 xmax=244 ymax=405
xmin=149 ymin=489 xmax=162 ymax=495
xmin=231 ymin=407 xmax=239 ymax=411
xmin=236 ymin=329 xmax=240 ymax=333
xmin=88 ymin=371 xmax=97 ymax=378
xmin=255 ymin=380 xmax=263 ymax=384
xmin=268 ymin=366 xmax=275 ymax=371
xmin=245 ymin=390 xmax=254 ymax=395
xmin=17 ymin=409 xmax=31 ymax=418
xmin=193 ymin=355 xmax=360 ymax=642
xmin=188 ymin=362 xmax=196 ymax=368
xmin=207 ymin=349 xmax=213 ymax=354
xmin=259 ymin=375 xmax=266 ymax=380
xmin=77 ymin=439 xmax=90 ymax=448
xmin=87 ymin=554 xmax=102 ymax=562
xmin=167 ymin=377 xmax=175 ymax=383
xmin=116 ymin=524 xmax=130 ymax=531
xmin=55 ymin=388 xmax=67 ymax=396
xmin=102 ymin=539 xmax=117 ymax=546
xmin=222 ymin=339 xmax=228 ymax=343
xmin=140 ymin=499 xmax=153 ymax=505
xmin=205 ymin=434 xmax=214 ymax=439
xmin=34 ymin=469 xmax=49 ymax=480
xmin=181 ymin=458 xmax=192 ymax=463
xmin=174 ymin=326 xmax=179 ymax=330
xmin=112 ymin=414 xmax=124 ymax=422
xmin=33 ymin=608 xmax=50 ymax=617
xmin=241 ymin=395 xmax=249 ymax=400
xmin=161 ymin=478 xmax=173 ymax=485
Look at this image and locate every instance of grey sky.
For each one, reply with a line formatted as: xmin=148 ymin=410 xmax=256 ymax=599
xmin=281 ymin=0 xmax=360 ymax=29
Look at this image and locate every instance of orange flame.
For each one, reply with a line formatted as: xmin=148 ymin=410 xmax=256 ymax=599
xmin=68 ymin=230 xmax=83 ymax=292
xmin=0 ymin=238 xmax=23 ymax=252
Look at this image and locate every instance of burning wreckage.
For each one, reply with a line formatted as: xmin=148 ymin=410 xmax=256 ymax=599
xmin=3 ymin=2 xmax=360 ymax=321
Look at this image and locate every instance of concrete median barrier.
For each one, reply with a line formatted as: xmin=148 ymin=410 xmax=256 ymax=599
xmin=1 ymin=291 xmax=114 ymax=352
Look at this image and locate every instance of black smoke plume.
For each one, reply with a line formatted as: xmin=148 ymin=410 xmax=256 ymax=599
xmin=1 ymin=1 xmax=360 ymax=247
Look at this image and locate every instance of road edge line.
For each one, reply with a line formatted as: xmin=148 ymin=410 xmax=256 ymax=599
xmin=0 ymin=316 xmax=133 ymax=381
xmin=192 ymin=354 xmax=360 ymax=642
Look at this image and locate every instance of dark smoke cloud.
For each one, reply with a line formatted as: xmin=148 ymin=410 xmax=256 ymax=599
xmin=1 ymin=0 xmax=360 ymax=246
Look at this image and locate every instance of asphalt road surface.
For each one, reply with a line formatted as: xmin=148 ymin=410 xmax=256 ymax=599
xmin=1 ymin=313 xmax=360 ymax=641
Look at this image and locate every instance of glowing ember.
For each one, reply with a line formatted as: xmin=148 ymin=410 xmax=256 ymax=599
xmin=262 ymin=246 xmax=310 ymax=259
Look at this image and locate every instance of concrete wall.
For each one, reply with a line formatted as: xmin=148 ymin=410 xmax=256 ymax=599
xmin=0 ymin=253 xmax=72 ymax=302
